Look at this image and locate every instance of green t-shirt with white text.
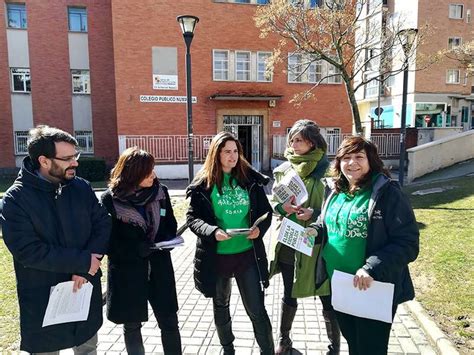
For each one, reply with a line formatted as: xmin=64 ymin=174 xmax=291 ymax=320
xmin=211 ymin=173 xmax=253 ymax=255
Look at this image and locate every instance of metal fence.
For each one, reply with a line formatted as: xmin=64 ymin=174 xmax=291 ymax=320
xmin=119 ymin=135 xmax=215 ymax=163
xmin=272 ymin=133 xmax=401 ymax=158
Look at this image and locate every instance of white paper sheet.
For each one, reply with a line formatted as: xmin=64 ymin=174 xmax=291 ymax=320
xmin=153 ymin=235 xmax=185 ymax=249
xmin=42 ymin=281 xmax=93 ymax=327
xmin=331 ymin=270 xmax=395 ymax=323
xmin=272 ymin=169 xmax=308 ymax=205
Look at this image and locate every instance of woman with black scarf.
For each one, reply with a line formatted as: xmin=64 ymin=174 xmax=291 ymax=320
xmin=101 ymin=147 xmax=182 ymax=355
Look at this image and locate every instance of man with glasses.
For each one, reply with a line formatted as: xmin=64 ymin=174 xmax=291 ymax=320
xmin=1 ymin=125 xmax=111 ymax=354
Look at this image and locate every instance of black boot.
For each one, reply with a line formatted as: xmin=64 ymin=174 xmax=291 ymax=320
xmin=161 ymin=329 xmax=182 ymax=355
xmin=275 ymin=302 xmax=297 ymax=355
xmin=252 ymin=314 xmax=274 ymax=355
xmin=323 ymin=310 xmax=340 ymax=355
xmin=214 ymin=305 xmax=235 ymax=354
xmin=157 ymin=313 xmax=182 ymax=355
xmin=123 ymin=322 xmax=145 ymax=355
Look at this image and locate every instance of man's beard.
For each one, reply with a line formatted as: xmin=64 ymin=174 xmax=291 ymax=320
xmin=49 ymin=161 xmax=76 ymax=183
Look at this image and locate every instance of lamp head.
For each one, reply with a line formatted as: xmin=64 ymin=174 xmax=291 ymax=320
xmin=177 ymin=15 xmax=199 ymax=36
xmin=397 ymin=28 xmax=418 ymax=56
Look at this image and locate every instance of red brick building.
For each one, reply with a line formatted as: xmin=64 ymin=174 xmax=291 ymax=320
xmin=1 ymin=0 xmax=352 ymax=176
xmin=0 ymin=0 xmax=117 ymax=169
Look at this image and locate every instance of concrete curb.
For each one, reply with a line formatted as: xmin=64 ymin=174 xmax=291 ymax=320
xmin=405 ymin=300 xmax=460 ymax=354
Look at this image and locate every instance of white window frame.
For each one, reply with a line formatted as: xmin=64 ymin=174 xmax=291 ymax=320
xmin=257 ymin=51 xmax=272 ymax=82
xmin=449 ymin=4 xmax=463 ymax=19
xmin=68 ymin=7 xmax=88 ymax=32
xmin=235 ymin=51 xmax=251 ymax=81
xmin=288 ymin=53 xmax=304 ymax=83
xmin=213 ymin=50 xmax=230 ymax=81
xmin=11 ymin=68 xmax=31 ymax=93
xmin=74 ymin=130 xmax=94 ymax=153
xmin=71 ymin=70 xmax=91 ymax=94
xmin=446 ymin=69 xmax=460 ymax=84
xmin=326 ymin=63 xmax=342 ymax=84
xmin=448 ymin=37 xmax=462 ymax=49
xmin=308 ymin=60 xmax=323 ymax=83
xmin=6 ymin=3 xmax=27 ymax=29
xmin=14 ymin=131 xmax=29 ymax=155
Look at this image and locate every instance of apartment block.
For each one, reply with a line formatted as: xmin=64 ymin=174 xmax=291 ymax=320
xmin=356 ymin=0 xmax=473 ymax=131
xmin=0 ymin=0 xmax=117 ymax=169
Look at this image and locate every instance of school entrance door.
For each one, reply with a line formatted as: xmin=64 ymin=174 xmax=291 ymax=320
xmin=223 ymin=115 xmax=262 ymax=171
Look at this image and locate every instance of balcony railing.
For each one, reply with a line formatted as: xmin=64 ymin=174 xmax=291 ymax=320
xmin=119 ymin=135 xmax=215 ymax=163
xmin=14 ymin=131 xmax=29 ymax=155
xmin=75 ymin=130 xmax=94 ymax=154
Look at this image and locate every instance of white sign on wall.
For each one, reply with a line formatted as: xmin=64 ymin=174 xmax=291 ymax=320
xmin=273 ymin=121 xmax=281 ymax=128
xmin=140 ymin=95 xmax=197 ymax=104
xmin=153 ymin=74 xmax=178 ymax=90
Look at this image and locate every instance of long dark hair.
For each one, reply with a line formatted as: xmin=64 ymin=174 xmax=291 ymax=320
xmin=192 ymin=131 xmax=251 ymax=193
xmin=330 ymin=136 xmax=390 ymax=193
xmin=108 ymin=147 xmax=155 ymax=196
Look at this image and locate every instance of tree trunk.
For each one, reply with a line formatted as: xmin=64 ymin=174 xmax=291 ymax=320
xmin=343 ymin=80 xmax=363 ymax=134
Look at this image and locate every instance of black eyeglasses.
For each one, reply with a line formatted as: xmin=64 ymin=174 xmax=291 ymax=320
xmin=52 ymin=151 xmax=81 ymax=162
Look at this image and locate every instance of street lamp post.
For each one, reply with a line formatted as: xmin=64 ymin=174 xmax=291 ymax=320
xmin=177 ymin=15 xmax=199 ymax=183
xmin=397 ymin=28 xmax=418 ymax=186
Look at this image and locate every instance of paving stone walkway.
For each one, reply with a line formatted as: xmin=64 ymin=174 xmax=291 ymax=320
xmin=94 ymin=226 xmax=437 ymax=355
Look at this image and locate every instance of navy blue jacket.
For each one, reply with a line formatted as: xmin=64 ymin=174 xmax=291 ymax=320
xmin=1 ymin=157 xmax=111 ymax=352
xmin=313 ymin=174 xmax=419 ymax=306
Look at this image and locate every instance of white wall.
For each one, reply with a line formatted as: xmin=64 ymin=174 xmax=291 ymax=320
xmin=7 ymin=29 xmax=29 ymax=67
xmin=11 ymin=94 xmax=33 ymax=130
xmin=407 ymin=130 xmax=474 ymax=182
xmin=68 ymin=33 xmax=90 ymax=69
xmin=72 ymin=95 xmax=93 ymax=131
xmin=153 ymin=164 xmax=204 ymax=180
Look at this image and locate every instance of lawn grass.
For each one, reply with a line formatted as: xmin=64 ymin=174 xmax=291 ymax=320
xmin=406 ymin=176 xmax=474 ymax=352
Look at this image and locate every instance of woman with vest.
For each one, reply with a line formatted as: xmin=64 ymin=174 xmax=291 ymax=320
xmin=186 ymin=131 xmax=274 ymax=355
xmin=270 ymin=119 xmax=340 ymax=354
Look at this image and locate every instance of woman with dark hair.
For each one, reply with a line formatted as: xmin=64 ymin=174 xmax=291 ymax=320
xmin=310 ymin=136 xmax=419 ymax=355
xmin=270 ymin=119 xmax=339 ymax=354
xmin=101 ymin=147 xmax=182 ymax=355
xmin=186 ymin=131 xmax=274 ymax=355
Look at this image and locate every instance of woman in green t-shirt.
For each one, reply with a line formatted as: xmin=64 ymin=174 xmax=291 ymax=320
xmin=187 ymin=132 xmax=274 ymax=355
xmin=311 ymin=136 xmax=419 ymax=355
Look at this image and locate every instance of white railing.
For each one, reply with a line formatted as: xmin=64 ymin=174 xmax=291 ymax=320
xmin=272 ymin=133 xmax=401 ymax=158
xmin=14 ymin=131 xmax=29 ymax=155
xmin=75 ymin=130 xmax=94 ymax=154
xmin=120 ymin=135 xmax=215 ymax=163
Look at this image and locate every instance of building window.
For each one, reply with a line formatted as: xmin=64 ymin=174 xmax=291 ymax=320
xmin=6 ymin=3 xmax=27 ymax=29
xmin=14 ymin=131 xmax=29 ymax=154
xmin=257 ymin=0 xmax=270 ymax=4
xmin=288 ymin=53 xmax=342 ymax=84
xmin=68 ymin=7 xmax=87 ymax=32
xmin=364 ymin=75 xmax=380 ymax=98
xmin=75 ymin=130 xmax=94 ymax=153
xmin=446 ymin=69 xmax=460 ymax=84
xmin=308 ymin=60 xmax=323 ymax=83
xmin=449 ymin=4 xmax=463 ymax=19
xmin=234 ymin=0 xmax=251 ymax=3
xmin=72 ymin=70 xmax=90 ymax=94
xmin=213 ymin=50 xmax=229 ymax=81
xmin=448 ymin=37 xmax=462 ymax=49
xmin=257 ymin=52 xmax=272 ymax=82
xmin=235 ymin=51 xmax=251 ymax=81
xmin=11 ymin=68 xmax=31 ymax=92
xmin=288 ymin=54 xmax=304 ymax=82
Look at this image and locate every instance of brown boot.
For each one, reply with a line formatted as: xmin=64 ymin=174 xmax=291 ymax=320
xmin=275 ymin=302 xmax=297 ymax=354
xmin=322 ymin=310 xmax=340 ymax=355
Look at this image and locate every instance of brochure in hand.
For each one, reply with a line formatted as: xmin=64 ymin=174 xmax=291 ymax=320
xmin=226 ymin=212 xmax=270 ymax=237
xmin=277 ymin=218 xmax=316 ymax=257
xmin=152 ymin=235 xmax=185 ymax=250
xmin=272 ymin=169 xmax=308 ymax=205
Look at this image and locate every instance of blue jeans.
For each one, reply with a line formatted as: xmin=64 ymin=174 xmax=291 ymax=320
xmin=213 ymin=261 xmax=274 ymax=355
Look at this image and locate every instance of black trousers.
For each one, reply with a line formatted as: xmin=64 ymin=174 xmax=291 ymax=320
xmin=335 ymin=307 xmax=397 ymax=355
xmin=213 ymin=262 xmax=274 ymax=354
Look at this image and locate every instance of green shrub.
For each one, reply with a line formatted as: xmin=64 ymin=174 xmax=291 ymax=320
xmin=76 ymin=157 xmax=107 ymax=182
